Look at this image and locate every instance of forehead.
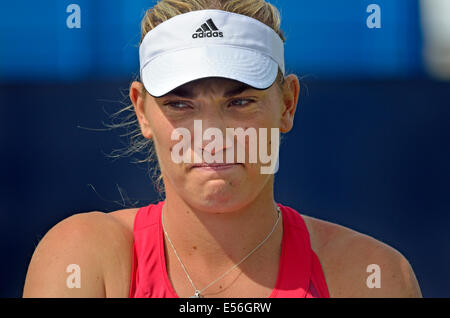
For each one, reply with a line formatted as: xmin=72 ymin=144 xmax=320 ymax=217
xmin=161 ymin=77 xmax=261 ymax=99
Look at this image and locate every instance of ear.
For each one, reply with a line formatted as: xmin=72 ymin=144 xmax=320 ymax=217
xmin=279 ymin=74 xmax=300 ymax=133
xmin=130 ymin=81 xmax=153 ymax=139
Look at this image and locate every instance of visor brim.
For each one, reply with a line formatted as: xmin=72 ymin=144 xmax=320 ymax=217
xmin=141 ymin=46 xmax=279 ymax=98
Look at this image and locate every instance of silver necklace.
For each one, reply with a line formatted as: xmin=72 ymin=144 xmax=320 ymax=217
xmin=161 ymin=205 xmax=281 ymax=298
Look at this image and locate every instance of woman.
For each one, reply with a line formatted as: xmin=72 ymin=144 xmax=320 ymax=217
xmin=23 ymin=0 xmax=422 ymax=298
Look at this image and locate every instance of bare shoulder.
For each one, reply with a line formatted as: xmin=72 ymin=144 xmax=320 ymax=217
xmin=107 ymin=207 xmax=139 ymax=234
xmin=301 ymin=214 xmax=422 ymax=298
xmin=23 ymin=208 xmax=139 ymax=297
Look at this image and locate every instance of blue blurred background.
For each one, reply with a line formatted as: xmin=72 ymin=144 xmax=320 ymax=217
xmin=0 ymin=0 xmax=449 ymax=297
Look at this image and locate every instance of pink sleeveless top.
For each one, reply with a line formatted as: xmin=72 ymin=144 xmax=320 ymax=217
xmin=129 ymin=201 xmax=330 ymax=298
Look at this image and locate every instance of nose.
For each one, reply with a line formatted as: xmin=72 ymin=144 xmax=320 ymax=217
xmin=192 ymin=113 xmax=230 ymax=163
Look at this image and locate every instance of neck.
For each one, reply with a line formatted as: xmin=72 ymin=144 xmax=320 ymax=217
xmin=161 ymin=179 xmax=282 ymax=274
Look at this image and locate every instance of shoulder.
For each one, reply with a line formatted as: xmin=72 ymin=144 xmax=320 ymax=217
xmin=23 ymin=208 xmax=139 ymax=297
xmin=32 ymin=208 xmax=138 ymax=253
xmin=301 ymin=214 xmax=422 ymax=298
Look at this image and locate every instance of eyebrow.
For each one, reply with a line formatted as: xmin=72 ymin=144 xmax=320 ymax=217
xmin=164 ymin=83 xmax=253 ymax=99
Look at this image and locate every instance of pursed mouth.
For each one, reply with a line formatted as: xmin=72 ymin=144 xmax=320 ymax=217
xmin=190 ymin=163 xmax=243 ymax=169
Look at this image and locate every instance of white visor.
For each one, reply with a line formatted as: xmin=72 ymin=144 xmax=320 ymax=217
xmin=139 ymin=9 xmax=285 ymax=97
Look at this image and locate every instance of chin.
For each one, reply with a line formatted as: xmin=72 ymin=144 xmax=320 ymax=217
xmin=188 ymin=186 xmax=249 ymax=212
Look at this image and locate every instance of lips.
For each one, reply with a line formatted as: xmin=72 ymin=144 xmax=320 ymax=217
xmin=190 ymin=163 xmax=241 ymax=169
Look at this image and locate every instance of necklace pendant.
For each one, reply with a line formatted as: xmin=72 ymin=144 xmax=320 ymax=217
xmin=190 ymin=290 xmax=202 ymax=298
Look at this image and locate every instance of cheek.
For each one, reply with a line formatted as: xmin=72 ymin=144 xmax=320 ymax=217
xmin=154 ymin=131 xmax=178 ymax=164
xmin=146 ymin=116 xmax=179 ymax=168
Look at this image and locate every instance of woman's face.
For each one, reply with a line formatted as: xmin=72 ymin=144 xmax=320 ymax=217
xmin=132 ymin=75 xmax=299 ymax=213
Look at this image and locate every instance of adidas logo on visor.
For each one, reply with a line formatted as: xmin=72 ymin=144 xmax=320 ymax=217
xmin=192 ymin=18 xmax=224 ymax=39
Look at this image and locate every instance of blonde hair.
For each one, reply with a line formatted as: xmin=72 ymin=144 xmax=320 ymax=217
xmin=107 ymin=0 xmax=287 ymax=197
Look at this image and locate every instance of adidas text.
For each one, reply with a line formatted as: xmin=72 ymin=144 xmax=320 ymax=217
xmin=192 ymin=31 xmax=224 ymax=39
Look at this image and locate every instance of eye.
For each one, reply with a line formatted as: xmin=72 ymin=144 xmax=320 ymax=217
xmin=229 ymin=98 xmax=255 ymax=107
xmin=163 ymin=101 xmax=191 ymax=109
